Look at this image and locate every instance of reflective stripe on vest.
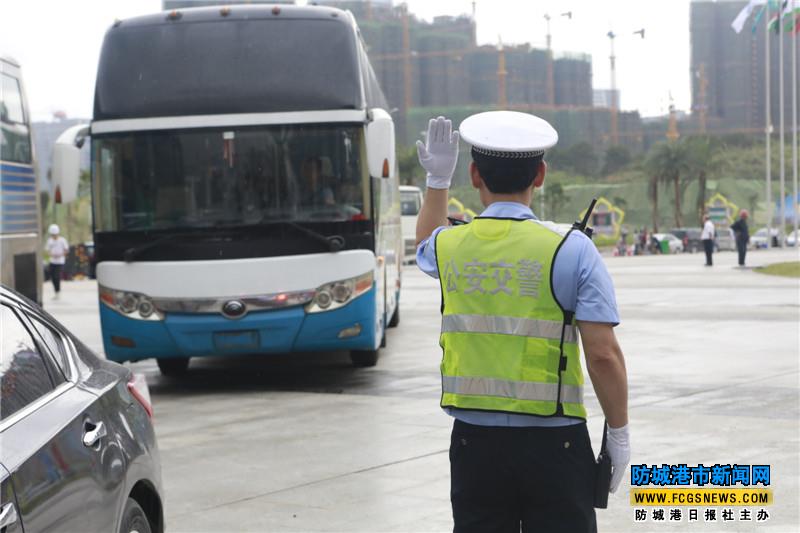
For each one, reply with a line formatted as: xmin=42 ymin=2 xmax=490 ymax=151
xmin=442 ymin=313 xmax=578 ymax=343
xmin=435 ymin=217 xmax=587 ymax=420
xmin=442 ymin=375 xmax=584 ymax=404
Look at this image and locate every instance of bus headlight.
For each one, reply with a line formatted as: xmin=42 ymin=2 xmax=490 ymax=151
xmin=306 ymin=271 xmax=373 ymax=314
xmin=315 ymin=289 xmax=333 ymax=310
xmin=99 ymin=285 xmax=164 ymax=321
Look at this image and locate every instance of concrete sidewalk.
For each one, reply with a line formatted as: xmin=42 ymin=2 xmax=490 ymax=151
xmin=42 ymin=248 xmax=799 ymax=532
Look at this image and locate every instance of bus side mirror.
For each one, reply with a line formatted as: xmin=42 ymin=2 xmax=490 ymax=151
xmin=366 ymin=108 xmax=395 ymax=179
xmin=52 ymin=124 xmax=89 ymax=204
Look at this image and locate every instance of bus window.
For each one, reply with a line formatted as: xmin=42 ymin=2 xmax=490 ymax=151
xmin=1 ymin=73 xmax=32 ymax=164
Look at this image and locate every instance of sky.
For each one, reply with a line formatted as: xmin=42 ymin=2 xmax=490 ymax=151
xmin=1 ymin=0 xmax=692 ymax=121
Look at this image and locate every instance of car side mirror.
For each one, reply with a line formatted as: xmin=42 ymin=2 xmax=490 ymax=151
xmin=52 ymin=124 xmax=89 ymax=203
xmin=365 ymin=108 xmax=395 ymax=179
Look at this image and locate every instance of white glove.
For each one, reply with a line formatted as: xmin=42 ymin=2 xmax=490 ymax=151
xmin=607 ymin=424 xmax=631 ymax=493
xmin=416 ymin=116 xmax=460 ymax=189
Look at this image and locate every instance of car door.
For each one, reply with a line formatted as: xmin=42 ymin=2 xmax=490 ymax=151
xmin=0 ymin=302 xmax=115 ymax=532
xmin=0 ymin=464 xmax=23 ymax=533
xmin=21 ymin=308 xmax=128 ymax=532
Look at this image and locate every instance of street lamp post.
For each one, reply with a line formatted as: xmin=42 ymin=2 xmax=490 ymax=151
xmin=607 ymin=28 xmax=645 ymax=146
xmin=541 ymin=11 xmax=571 ymax=220
xmin=544 ymin=11 xmax=572 ymax=108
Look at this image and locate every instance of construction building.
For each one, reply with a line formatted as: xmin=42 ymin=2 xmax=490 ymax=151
xmin=690 ymin=0 xmax=796 ymax=135
xmin=161 ymin=0 xmax=645 ymax=149
xmin=346 ymin=2 xmax=638 ymax=147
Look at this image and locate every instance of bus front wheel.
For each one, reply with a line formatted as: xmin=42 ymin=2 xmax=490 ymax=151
xmin=157 ymin=357 xmax=190 ymax=376
xmin=350 ymin=349 xmax=379 ymax=367
xmin=388 ymin=306 xmax=400 ymax=328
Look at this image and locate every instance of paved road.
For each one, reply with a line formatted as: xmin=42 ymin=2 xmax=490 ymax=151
xmin=44 ymin=248 xmax=800 ymax=532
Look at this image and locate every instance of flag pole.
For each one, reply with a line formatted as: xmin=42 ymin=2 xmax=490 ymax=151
xmin=779 ymin=0 xmax=786 ymax=247
xmin=792 ymin=0 xmax=798 ymax=244
xmin=766 ymin=1 xmax=773 ymax=248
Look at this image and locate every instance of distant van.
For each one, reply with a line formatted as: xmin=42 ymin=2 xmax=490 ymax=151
xmin=716 ymin=227 xmax=736 ymax=251
xmin=400 ymin=185 xmax=423 ymax=262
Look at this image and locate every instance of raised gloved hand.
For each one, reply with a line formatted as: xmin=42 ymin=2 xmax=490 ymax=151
xmin=607 ymin=424 xmax=631 ymax=493
xmin=416 ymin=116 xmax=460 ymax=190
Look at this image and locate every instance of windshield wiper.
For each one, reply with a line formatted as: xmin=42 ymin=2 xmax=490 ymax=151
xmin=123 ymin=233 xmax=185 ymax=262
xmin=280 ymin=221 xmax=345 ymax=252
xmin=122 ymin=223 xmax=344 ymax=261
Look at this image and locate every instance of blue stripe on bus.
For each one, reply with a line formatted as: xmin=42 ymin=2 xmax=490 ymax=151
xmin=2 ymin=213 xmax=38 ymax=222
xmin=1 ymin=194 xmax=36 ymax=203
xmin=1 ymin=203 xmax=37 ymax=212
xmin=1 ymin=164 xmax=35 ymax=173
xmin=1 ymin=173 xmax=35 ymax=183
xmin=0 ymin=184 xmax=36 ymax=192
xmin=0 ymin=162 xmax=34 ymax=172
xmin=0 ymin=167 xmax=34 ymax=177
xmin=0 ymin=223 xmax=38 ymax=233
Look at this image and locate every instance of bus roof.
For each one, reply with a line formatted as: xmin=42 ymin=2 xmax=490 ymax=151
xmin=1 ymin=55 xmax=21 ymax=68
xmin=114 ymin=4 xmax=355 ymax=28
xmin=94 ymin=5 xmax=387 ymax=121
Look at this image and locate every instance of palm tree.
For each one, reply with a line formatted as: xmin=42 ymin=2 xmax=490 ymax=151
xmin=684 ymin=136 xmax=726 ymax=224
xmin=397 ymin=144 xmax=425 ymax=186
xmin=543 ymin=182 xmax=569 ymax=220
xmin=645 ymin=141 xmax=690 ymax=229
xmin=643 ymin=160 xmax=662 ymax=233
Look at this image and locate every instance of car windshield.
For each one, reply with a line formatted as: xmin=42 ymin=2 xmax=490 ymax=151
xmin=92 ymin=124 xmax=370 ymax=232
xmin=401 ymin=191 xmax=421 ymax=216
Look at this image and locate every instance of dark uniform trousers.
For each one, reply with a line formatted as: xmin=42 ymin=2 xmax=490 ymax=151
xmin=702 ymin=239 xmax=714 ymax=266
xmin=450 ymin=419 xmax=597 ymax=533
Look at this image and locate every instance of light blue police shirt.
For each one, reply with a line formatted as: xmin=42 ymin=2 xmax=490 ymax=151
xmin=417 ymin=201 xmax=620 ymax=427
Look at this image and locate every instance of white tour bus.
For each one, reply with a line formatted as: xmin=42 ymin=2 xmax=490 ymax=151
xmin=54 ymin=5 xmax=401 ymax=374
xmin=1 ymin=56 xmax=42 ymax=304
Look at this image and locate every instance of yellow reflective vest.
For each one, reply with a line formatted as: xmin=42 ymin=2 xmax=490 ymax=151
xmin=435 ymin=217 xmax=586 ymax=419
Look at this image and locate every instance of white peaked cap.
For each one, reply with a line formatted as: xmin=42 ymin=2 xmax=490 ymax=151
xmin=48 ymin=224 xmax=60 ymax=235
xmin=459 ymin=111 xmax=558 ymax=158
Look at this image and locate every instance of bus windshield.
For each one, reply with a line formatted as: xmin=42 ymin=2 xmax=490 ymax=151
xmin=92 ymin=124 xmax=370 ymax=232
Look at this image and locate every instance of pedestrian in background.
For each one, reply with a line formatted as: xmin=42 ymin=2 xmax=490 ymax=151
xmin=701 ymin=214 xmax=715 ymax=266
xmin=45 ymin=224 xmax=69 ymax=299
xmin=639 ymin=228 xmax=648 ymax=255
xmin=730 ymin=210 xmax=749 ymax=267
xmin=415 ymin=113 xmax=630 ymax=532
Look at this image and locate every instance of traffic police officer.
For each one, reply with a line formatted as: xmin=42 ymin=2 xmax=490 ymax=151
xmin=415 ymin=113 xmax=630 ymax=532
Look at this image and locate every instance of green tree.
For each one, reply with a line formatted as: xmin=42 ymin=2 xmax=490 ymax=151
xmin=397 ymin=144 xmax=425 ymax=187
xmin=602 ymin=145 xmax=632 ymax=176
xmin=684 ymin=136 xmax=726 ymax=225
xmin=546 ymin=142 xmax=598 ymax=177
xmin=39 ymin=190 xmax=50 ymax=235
xmin=646 ymin=171 xmax=662 ymax=232
xmin=645 ymin=141 xmax=690 ymax=229
xmin=543 ymin=182 xmax=569 ymax=221
xmin=568 ymin=142 xmax=599 ymax=176
xmin=79 ymin=169 xmax=91 ymax=197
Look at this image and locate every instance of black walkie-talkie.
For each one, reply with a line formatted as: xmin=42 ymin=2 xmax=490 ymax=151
xmin=594 ymin=420 xmax=612 ymax=509
xmin=572 ymin=198 xmax=598 ymax=240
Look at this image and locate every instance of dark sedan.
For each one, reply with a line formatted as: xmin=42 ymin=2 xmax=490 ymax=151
xmin=0 ymin=286 xmax=163 ymax=533
xmin=669 ymin=228 xmax=703 ymax=253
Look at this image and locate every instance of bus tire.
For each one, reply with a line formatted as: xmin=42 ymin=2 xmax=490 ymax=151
xmin=350 ymin=349 xmax=379 ymax=367
xmin=388 ymin=306 xmax=400 ymax=328
xmin=157 ymin=357 xmax=190 ymax=376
